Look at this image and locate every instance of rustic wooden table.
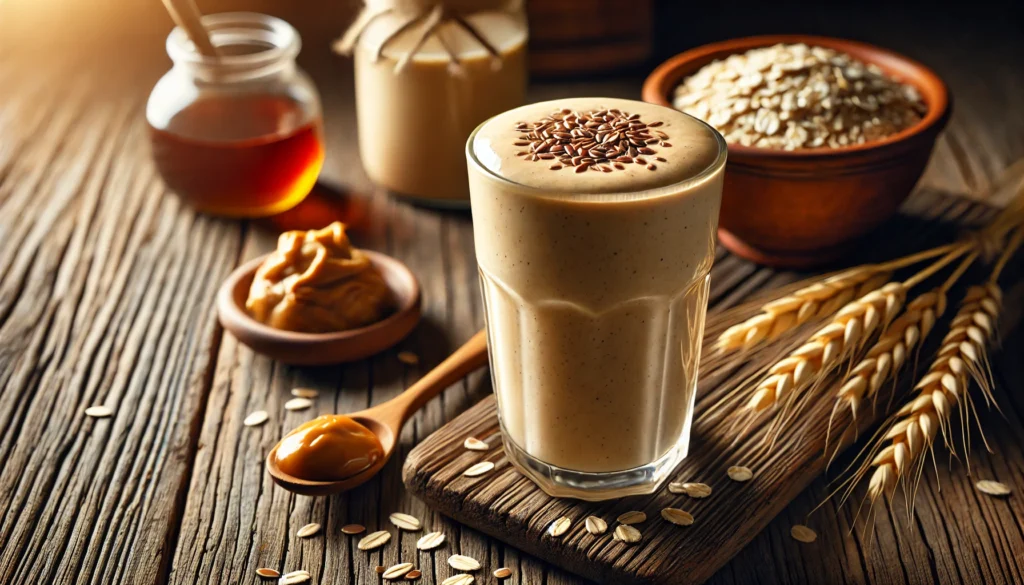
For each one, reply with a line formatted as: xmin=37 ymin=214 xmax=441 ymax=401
xmin=1 ymin=12 xmax=1022 ymax=585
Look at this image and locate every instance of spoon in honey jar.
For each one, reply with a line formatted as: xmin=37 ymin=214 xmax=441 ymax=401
xmin=267 ymin=329 xmax=487 ymax=495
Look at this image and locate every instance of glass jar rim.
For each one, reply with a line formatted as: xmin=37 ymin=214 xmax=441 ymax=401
xmin=166 ymin=12 xmax=300 ymax=74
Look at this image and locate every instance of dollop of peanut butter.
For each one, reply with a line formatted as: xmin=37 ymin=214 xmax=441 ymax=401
xmin=275 ymin=414 xmax=385 ymax=481
xmin=246 ymin=222 xmax=394 ymax=333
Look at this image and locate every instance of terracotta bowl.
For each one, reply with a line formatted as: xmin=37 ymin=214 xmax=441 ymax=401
xmin=642 ymin=35 xmax=951 ymax=267
xmin=217 ymin=251 xmax=421 ymax=365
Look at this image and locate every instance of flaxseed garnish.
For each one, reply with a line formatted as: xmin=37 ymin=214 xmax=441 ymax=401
xmin=357 ymin=530 xmax=392 ymax=551
xmin=448 ymin=554 xmax=481 ymax=571
xmin=463 ymin=437 xmax=490 ymax=451
xmin=296 ymin=523 xmax=321 ymax=538
xmin=976 ymin=479 xmax=1012 ymax=497
xmin=616 ymin=511 xmax=646 ymax=525
xmin=547 ymin=516 xmax=572 ymax=537
xmin=417 ymin=531 xmax=446 ymax=550
xmin=85 ymin=405 xmax=113 ymax=418
xmin=243 ymin=410 xmax=269 ymax=427
xmin=389 ymin=512 xmax=422 ymax=531
xmin=727 ymin=466 xmax=754 ymax=482
xmin=613 ymin=524 xmax=641 ymax=544
xmin=382 ymin=563 xmax=414 ymax=580
xmin=463 ymin=461 xmax=494 ymax=477
xmin=398 ymin=351 xmax=420 ymax=365
xmin=442 ymin=574 xmax=474 ymax=585
xmin=280 ymin=570 xmax=311 ymax=585
xmin=494 ymin=568 xmax=513 ymax=579
xmin=669 ymin=481 xmax=712 ymax=498
xmin=407 ymin=570 xmax=422 ymax=580
xmin=341 ymin=523 xmax=366 ymax=535
xmin=284 ymin=397 xmax=313 ymax=412
xmin=515 ymin=108 xmax=670 ymax=172
xmin=584 ymin=516 xmax=608 ymax=535
xmin=790 ymin=525 xmax=818 ymax=543
xmin=375 ymin=566 xmax=386 ymax=575
xmin=291 ymin=388 xmax=319 ymax=399
xmin=255 ymin=568 xmax=280 ymax=579
xmin=661 ymin=508 xmax=694 ymax=526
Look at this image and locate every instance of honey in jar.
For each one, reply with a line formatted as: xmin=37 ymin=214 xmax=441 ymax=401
xmin=147 ymin=13 xmax=324 ymax=218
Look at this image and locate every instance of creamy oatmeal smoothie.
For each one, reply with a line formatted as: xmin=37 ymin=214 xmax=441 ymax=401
xmin=467 ymin=97 xmax=726 ymax=499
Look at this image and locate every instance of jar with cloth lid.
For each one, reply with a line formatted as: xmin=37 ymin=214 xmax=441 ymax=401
xmin=336 ymin=0 xmax=528 ymax=208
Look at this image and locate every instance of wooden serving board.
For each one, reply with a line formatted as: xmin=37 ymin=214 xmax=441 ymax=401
xmin=403 ymin=193 xmax=1000 ymax=585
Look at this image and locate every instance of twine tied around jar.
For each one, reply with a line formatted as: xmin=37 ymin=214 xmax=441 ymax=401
xmin=333 ymin=0 xmax=522 ymax=74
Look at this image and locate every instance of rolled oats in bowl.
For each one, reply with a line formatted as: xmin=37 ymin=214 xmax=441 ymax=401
xmin=673 ymin=43 xmax=927 ymax=150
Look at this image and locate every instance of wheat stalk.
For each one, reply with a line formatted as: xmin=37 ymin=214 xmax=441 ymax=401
xmin=717 ymin=268 xmax=891 ymax=353
xmin=864 ymin=282 xmax=1002 ymax=503
xmin=745 ymin=241 xmax=979 ymax=418
xmin=716 ymin=245 xmax=967 ymax=354
xmin=832 ymin=246 xmax=981 ymax=426
xmin=835 ymin=291 xmax=947 ymax=418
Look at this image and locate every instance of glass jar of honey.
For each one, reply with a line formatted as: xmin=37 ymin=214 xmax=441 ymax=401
xmin=337 ymin=1 xmax=528 ymax=208
xmin=147 ymin=13 xmax=325 ymax=218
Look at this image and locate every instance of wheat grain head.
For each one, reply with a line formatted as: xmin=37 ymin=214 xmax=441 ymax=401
xmin=865 ymin=283 xmax=1001 ymax=503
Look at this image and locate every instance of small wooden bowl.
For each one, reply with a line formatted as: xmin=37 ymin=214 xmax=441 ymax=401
xmin=642 ymin=35 xmax=951 ymax=267
xmin=216 ymin=251 xmax=421 ymax=365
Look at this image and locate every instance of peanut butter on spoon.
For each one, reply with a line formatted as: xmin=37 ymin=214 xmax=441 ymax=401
xmin=274 ymin=414 xmax=384 ymax=481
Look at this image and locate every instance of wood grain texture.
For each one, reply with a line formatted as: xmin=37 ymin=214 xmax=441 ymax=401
xmin=1 ymin=4 xmax=1023 ymax=584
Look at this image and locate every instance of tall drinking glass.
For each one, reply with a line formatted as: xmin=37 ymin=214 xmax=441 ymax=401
xmin=467 ymin=97 xmax=726 ymax=500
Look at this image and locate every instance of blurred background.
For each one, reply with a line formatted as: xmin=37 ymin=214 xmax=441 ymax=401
xmin=2 ymin=0 xmax=1021 ymax=202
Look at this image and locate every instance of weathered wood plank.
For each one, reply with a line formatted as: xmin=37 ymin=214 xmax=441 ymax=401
xmin=0 ymin=70 xmax=244 ymax=585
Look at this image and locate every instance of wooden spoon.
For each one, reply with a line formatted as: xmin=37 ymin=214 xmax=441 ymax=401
xmin=267 ymin=329 xmax=488 ymax=495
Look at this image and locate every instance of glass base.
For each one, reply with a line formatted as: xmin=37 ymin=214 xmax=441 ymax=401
xmin=500 ymin=430 xmax=688 ymax=502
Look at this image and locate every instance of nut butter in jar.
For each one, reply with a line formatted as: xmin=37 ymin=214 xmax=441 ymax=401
xmin=337 ymin=1 xmax=528 ymax=208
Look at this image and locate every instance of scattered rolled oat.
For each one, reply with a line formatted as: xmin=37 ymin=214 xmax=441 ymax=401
xmin=341 ymin=524 xmax=366 ymax=535
xmin=660 ymin=508 xmax=694 ymax=526
xmin=463 ymin=461 xmax=495 ymax=477
xmin=463 ymin=437 xmax=490 ymax=451
xmin=584 ymin=516 xmax=607 ymax=535
xmin=448 ymin=554 xmax=481 ymax=571
xmin=279 ymin=570 xmax=311 ymax=584
xmin=441 ymin=575 xmax=474 ymax=585
xmin=291 ymin=388 xmax=319 ymax=398
xmin=669 ymin=481 xmax=712 ymax=498
xmin=84 ymin=405 xmax=113 ymax=418
xmin=243 ymin=410 xmax=269 ymax=427
xmin=284 ymin=397 xmax=313 ymax=411
xmin=548 ymin=516 xmax=572 ymax=537
xmin=494 ymin=568 xmax=513 ymax=579
xmin=255 ymin=568 xmax=280 ymax=579
xmin=357 ymin=530 xmax=392 ymax=551
xmin=975 ymin=479 xmax=1011 ymax=497
xmin=417 ymin=531 xmax=446 ymax=550
xmin=398 ymin=351 xmax=420 ymax=365
xmin=382 ymin=563 xmax=414 ymax=580
xmin=616 ymin=511 xmax=647 ymax=525
xmin=296 ymin=523 xmax=321 ymax=538
xmin=727 ymin=466 xmax=754 ymax=482
xmin=673 ymin=43 xmax=926 ymax=150
xmin=613 ymin=524 xmax=641 ymax=544
xmin=790 ymin=524 xmax=818 ymax=543
xmin=406 ymin=570 xmax=422 ymax=580
xmin=389 ymin=512 xmax=422 ymax=531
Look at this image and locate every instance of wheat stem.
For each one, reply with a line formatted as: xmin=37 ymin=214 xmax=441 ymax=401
xmin=863 ymin=284 xmax=1001 ymax=504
